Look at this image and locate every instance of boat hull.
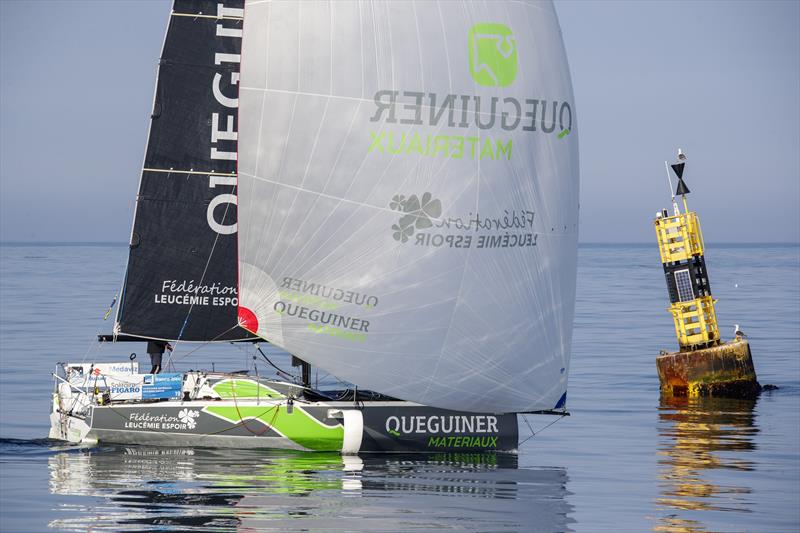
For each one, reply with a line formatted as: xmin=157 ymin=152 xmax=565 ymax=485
xmin=51 ymin=399 xmax=518 ymax=453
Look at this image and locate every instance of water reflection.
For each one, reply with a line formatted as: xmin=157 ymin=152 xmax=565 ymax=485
xmin=48 ymin=446 xmax=571 ymax=531
xmin=655 ymin=395 xmax=759 ymax=532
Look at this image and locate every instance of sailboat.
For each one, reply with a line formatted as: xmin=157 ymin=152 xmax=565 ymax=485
xmin=49 ymin=0 xmax=578 ymax=453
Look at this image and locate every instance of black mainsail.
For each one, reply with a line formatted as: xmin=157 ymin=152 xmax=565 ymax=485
xmin=114 ymin=0 xmax=253 ymax=342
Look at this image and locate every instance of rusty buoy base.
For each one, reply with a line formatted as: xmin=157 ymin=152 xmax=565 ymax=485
xmin=657 ymin=340 xmax=760 ymax=398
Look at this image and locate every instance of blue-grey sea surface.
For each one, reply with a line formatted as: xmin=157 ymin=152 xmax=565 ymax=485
xmin=0 ymin=243 xmax=798 ymax=532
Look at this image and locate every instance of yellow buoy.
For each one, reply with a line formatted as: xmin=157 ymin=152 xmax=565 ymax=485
xmin=654 ymin=149 xmax=759 ymax=398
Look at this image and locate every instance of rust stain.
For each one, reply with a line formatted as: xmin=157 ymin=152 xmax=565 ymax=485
xmin=657 ymin=340 xmax=759 ymax=398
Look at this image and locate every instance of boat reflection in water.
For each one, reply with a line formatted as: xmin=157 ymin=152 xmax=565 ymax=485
xmin=48 ymin=447 xmax=571 ymax=531
xmin=655 ymin=395 xmax=759 ymax=532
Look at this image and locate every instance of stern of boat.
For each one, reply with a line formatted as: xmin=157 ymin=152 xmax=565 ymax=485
xmin=49 ymin=400 xmax=92 ymax=444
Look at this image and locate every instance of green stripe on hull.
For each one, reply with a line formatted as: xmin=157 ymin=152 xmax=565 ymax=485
xmin=204 ymin=405 xmax=344 ymax=451
xmin=211 ymin=379 xmax=284 ymax=399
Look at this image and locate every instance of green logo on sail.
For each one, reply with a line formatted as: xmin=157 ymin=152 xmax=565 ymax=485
xmin=468 ymin=23 xmax=518 ymax=87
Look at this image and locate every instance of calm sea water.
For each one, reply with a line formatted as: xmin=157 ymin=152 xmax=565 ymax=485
xmin=0 ymin=243 xmax=798 ymax=532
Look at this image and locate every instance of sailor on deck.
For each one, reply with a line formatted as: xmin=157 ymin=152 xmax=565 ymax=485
xmin=147 ymin=341 xmax=172 ymax=374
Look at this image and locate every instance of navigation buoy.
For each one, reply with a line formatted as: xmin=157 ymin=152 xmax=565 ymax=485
xmin=653 ymin=149 xmax=760 ymax=398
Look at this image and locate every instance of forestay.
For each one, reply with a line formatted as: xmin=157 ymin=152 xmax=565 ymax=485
xmin=237 ymin=0 xmax=579 ymax=413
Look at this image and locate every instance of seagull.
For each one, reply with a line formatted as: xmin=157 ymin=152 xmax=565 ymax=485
xmin=734 ymin=324 xmax=747 ymax=339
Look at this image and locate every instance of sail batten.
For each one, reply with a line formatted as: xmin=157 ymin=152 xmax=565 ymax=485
xmin=141 ymin=168 xmax=237 ymax=176
xmin=237 ymin=0 xmax=578 ymax=413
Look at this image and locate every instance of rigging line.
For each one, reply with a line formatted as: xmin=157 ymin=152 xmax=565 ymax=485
xmin=231 ymin=383 xmax=280 ymax=436
xmin=168 ymin=324 xmax=240 ymax=365
xmin=80 ymin=334 xmax=102 ymax=364
xmin=255 ymin=345 xmax=295 ymax=381
xmin=81 ymin=315 xmax=117 ymax=365
xmin=518 ymin=413 xmax=568 ymax=447
xmin=81 ymin=288 xmax=126 ymax=364
xmin=167 ymin=183 xmax=242 ymax=364
xmin=199 ymin=407 xmax=279 ymax=439
xmin=520 ymin=414 xmax=535 ymax=444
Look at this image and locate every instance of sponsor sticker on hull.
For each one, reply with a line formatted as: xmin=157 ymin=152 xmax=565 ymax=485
xmin=361 ymin=407 xmax=518 ymax=452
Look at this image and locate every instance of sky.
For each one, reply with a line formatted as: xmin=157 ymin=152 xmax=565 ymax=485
xmin=0 ymin=0 xmax=798 ymax=243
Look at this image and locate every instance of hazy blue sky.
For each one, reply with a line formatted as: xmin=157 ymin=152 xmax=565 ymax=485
xmin=1 ymin=0 xmax=798 ymax=243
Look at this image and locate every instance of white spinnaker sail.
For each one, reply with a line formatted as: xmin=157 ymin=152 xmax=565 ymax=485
xmin=237 ymin=0 xmax=578 ymax=413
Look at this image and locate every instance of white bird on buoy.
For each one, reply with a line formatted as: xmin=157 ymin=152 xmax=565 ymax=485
xmin=734 ymin=324 xmax=747 ymax=339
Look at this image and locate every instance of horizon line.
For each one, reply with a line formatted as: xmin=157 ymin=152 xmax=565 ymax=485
xmin=1 ymin=240 xmax=798 ymax=247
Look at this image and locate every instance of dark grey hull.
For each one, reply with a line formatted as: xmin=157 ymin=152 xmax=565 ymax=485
xmin=51 ymin=398 xmax=518 ymax=453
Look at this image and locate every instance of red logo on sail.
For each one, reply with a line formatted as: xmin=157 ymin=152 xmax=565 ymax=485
xmin=238 ymin=306 xmax=259 ymax=334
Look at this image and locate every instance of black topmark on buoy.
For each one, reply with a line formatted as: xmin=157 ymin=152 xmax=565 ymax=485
xmin=670 ymin=162 xmax=691 ymax=196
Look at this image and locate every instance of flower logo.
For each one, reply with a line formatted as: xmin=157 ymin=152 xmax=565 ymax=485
xmin=389 ymin=193 xmax=442 ymax=243
xmin=178 ymin=409 xmax=200 ymax=429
